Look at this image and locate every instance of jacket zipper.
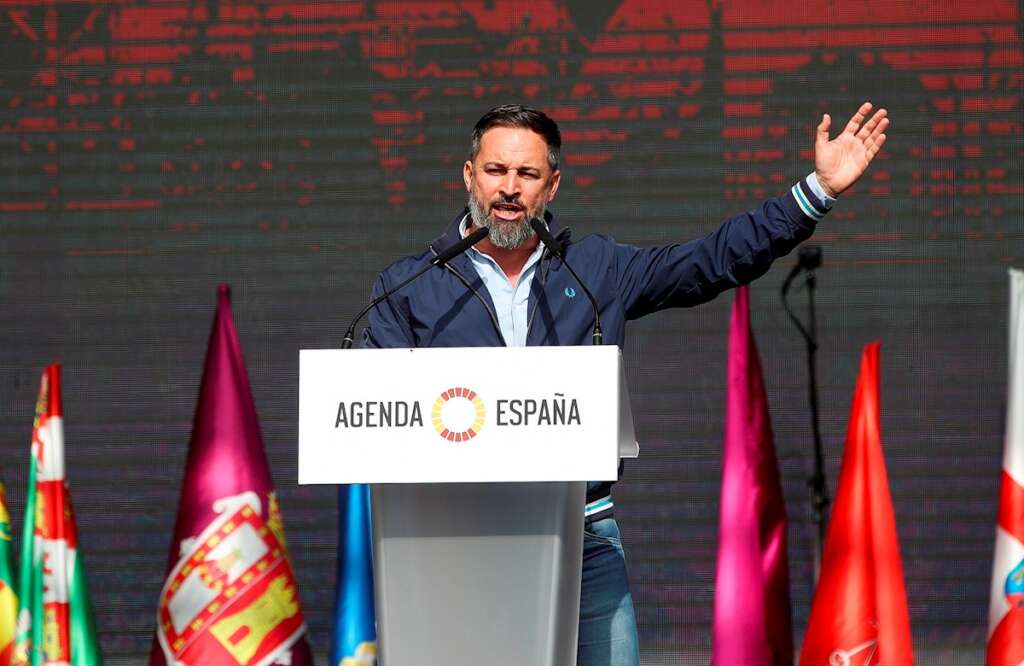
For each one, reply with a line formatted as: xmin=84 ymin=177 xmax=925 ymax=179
xmin=526 ymin=226 xmax=570 ymax=344
xmin=525 ymin=246 xmax=550 ymax=342
xmin=430 ymin=245 xmax=508 ymax=346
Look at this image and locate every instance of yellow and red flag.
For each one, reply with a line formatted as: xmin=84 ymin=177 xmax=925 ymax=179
xmin=150 ymin=285 xmax=312 ymax=666
xmin=13 ymin=365 xmax=103 ymax=665
xmin=0 ymin=478 xmax=17 ymax=664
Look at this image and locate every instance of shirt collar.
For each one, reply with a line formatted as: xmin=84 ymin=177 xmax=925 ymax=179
xmin=459 ymin=214 xmax=545 ymax=274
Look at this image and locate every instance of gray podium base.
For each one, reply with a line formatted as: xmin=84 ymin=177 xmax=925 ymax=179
xmin=371 ymin=482 xmax=586 ymax=666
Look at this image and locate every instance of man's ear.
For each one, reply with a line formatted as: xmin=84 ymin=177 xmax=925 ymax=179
xmin=547 ymin=169 xmax=561 ymax=202
xmin=463 ymin=160 xmax=473 ymax=192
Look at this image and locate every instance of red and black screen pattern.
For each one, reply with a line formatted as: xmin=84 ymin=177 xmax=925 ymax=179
xmin=0 ymin=1 xmax=1020 ymax=661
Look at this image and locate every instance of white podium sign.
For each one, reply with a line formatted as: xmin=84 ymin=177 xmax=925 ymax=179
xmin=298 ymin=346 xmax=635 ymax=484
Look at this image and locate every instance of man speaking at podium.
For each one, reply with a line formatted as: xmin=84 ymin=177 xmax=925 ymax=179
xmin=361 ymin=103 xmax=888 ymax=665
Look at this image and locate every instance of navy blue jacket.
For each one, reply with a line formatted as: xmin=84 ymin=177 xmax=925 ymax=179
xmin=363 ymin=180 xmax=824 ymax=516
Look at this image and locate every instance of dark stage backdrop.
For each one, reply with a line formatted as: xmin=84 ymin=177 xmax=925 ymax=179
xmin=0 ymin=1 xmax=1021 ymax=662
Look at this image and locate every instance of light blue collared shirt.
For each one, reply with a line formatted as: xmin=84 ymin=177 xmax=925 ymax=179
xmin=459 ymin=214 xmax=544 ymax=347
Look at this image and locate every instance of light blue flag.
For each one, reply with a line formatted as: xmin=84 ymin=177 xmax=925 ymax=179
xmin=330 ymin=483 xmax=377 ymax=665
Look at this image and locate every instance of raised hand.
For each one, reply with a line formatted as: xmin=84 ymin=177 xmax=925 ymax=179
xmin=814 ymin=102 xmax=889 ymax=198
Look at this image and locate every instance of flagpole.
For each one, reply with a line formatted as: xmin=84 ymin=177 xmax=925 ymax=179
xmin=781 ymin=245 xmax=829 ymax=584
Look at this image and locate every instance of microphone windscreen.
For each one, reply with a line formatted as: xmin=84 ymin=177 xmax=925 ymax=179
xmin=432 ymin=226 xmax=489 ymax=266
xmin=529 ymin=217 xmax=564 ymax=257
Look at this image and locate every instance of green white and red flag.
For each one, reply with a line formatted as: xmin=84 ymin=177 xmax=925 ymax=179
xmin=0 ymin=477 xmax=18 ymax=664
xmin=150 ymin=285 xmax=312 ymax=666
xmin=13 ymin=365 xmax=103 ymax=666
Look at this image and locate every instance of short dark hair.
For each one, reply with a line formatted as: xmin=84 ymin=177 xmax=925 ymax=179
xmin=470 ymin=104 xmax=561 ymax=171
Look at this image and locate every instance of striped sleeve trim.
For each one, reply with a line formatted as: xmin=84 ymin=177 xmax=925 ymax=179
xmin=584 ymin=496 xmax=613 ymax=520
xmin=791 ymin=179 xmax=828 ymax=221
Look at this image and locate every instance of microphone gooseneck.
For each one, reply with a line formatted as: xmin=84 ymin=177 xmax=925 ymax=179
xmin=781 ymin=245 xmax=822 ymax=349
xmin=529 ymin=217 xmax=603 ymax=345
xmin=341 ymin=227 xmax=490 ymax=349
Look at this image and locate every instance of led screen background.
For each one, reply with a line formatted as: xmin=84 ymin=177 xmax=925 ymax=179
xmin=0 ymin=1 xmax=1021 ymax=662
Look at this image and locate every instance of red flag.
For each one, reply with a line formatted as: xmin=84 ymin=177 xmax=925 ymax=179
xmin=150 ymin=285 xmax=313 ymax=666
xmin=799 ymin=343 xmax=914 ymax=666
xmin=712 ymin=285 xmax=793 ymax=665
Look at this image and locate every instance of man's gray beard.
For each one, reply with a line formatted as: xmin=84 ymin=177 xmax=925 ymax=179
xmin=468 ymin=194 xmax=542 ymax=250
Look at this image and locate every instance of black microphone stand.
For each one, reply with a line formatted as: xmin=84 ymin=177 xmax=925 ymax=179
xmin=780 ymin=245 xmax=828 ymax=585
xmin=529 ymin=217 xmax=603 ymax=345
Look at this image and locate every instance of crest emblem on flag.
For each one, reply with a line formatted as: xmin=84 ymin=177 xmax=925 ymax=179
xmin=1004 ymin=558 xmax=1024 ymax=607
xmin=829 ymin=637 xmax=878 ymax=666
xmin=156 ymin=492 xmax=305 ymax=665
xmin=340 ymin=642 xmax=377 ymax=665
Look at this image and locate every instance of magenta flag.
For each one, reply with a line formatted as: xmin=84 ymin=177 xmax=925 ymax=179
xmin=711 ymin=285 xmax=793 ymax=665
xmin=150 ymin=285 xmax=313 ymax=666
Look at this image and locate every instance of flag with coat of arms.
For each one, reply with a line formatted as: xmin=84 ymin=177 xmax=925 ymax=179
xmin=13 ymin=364 xmax=102 ymax=665
xmin=149 ymin=285 xmax=313 ymax=666
xmin=988 ymin=268 xmax=1024 ymax=664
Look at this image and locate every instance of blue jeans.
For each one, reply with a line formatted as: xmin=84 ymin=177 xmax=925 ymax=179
xmin=578 ymin=518 xmax=640 ymax=666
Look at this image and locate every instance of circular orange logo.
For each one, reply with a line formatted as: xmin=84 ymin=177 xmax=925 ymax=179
xmin=431 ymin=387 xmax=485 ymax=442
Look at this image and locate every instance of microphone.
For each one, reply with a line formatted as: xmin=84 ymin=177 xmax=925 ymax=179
xmin=782 ymin=244 xmax=823 ymax=297
xmin=798 ymin=245 xmax=822 ymax=271
xmin=529 ymin=217 xmax=603 ymax=345
xmin=341 ymin=226 xmax=489 ymax=348
xmin=432 ymin=226 xmax=490 ymax=267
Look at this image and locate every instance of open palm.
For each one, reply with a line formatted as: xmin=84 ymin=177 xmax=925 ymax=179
xmin=815 ymin=102 xmax=889 ymax=198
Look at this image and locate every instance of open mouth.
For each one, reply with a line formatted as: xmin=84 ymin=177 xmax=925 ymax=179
xmin=490 ymin=201 xmax=524 ymax=221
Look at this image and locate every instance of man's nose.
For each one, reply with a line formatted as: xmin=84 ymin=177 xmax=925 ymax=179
xmin=498 ymin=171 xmax=521 ymax=196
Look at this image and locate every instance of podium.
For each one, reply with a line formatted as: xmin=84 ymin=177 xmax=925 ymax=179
xmin=299 ymin=347 xmax=638 ymax=665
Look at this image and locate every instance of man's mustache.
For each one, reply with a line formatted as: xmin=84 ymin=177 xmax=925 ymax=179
xmin=489 ymin=196 xmax=524 ymax=210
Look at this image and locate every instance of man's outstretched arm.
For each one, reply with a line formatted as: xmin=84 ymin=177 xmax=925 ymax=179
xmin=613 ymin=102 xmax=891 ymax=318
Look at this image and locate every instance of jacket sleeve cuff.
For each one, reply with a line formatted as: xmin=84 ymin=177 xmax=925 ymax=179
xmin=805 ymin=173 xmax=835 ymax=208
xmin=789 ymin=173 xmax=833 ymax=222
